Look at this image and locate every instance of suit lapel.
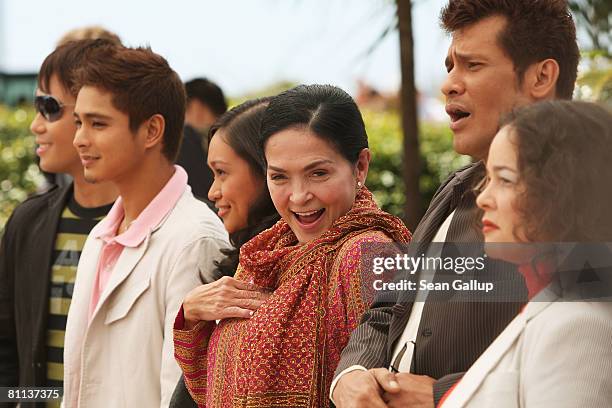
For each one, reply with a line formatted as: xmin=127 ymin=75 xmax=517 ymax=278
xmin=387 ymin=163 xmax=484 ymax=358
xmin=440 ymin=311 xmax=527 ymax=407
xmin=387 ymin=170 xmax=464 ymax=354
xmin=89 ymin=234 xmax=151 ymax=322
xmin=441 ymin=299 xmax=556 ymax=407
xmin=412 ymin=182 xmax=456 ymax=244
xmin=86 ymin=192 xmax=181 ymax=323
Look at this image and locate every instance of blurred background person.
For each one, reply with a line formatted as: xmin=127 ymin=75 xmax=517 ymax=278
xmin=184 ymin=78 xmax=227 ymax=135
xmin=443 ymin=100 xmax=612 ymax=407
xmin=56 ymin=25 xmax=122 ymax=47
xmin=170 ymin=97 xmax=280 ymax=407
xmin=176 ymin=77 xmax=228 ymax=200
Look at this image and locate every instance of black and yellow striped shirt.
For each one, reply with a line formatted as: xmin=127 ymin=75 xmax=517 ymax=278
xmin=46 ymin=196 xmax=112 ymax=406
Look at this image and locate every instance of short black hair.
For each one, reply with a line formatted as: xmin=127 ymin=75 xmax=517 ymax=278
xmin=440 ymin=0 xmax=579 ymax=99
xmin=185 ymin=78 xmax=228 ymax=117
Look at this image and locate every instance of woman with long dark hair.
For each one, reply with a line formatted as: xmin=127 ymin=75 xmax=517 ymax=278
xmin=170 ymin=97 xmax=280 ymax=407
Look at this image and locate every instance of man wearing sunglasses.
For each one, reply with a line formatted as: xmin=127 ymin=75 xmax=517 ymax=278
xmin=0 ymin=39 xmax=120 ymax=404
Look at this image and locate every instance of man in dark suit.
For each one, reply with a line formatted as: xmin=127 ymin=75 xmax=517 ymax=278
xmin=176 ymin=78 xmax=227 ymax=200
xmin=331 ymin=1 xmax=580 ymax=407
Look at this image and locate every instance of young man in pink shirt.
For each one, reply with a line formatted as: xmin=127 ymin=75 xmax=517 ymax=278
xmin=62 ymin=44 xmax=229 ymax=407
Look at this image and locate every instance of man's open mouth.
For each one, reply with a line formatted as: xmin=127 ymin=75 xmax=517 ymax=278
xmin=448 ymin=108 xmax=471 ymax=122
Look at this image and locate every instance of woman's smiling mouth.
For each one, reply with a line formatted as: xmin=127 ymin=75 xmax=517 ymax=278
xmin=292 ymin=209 xmax=325 ymax=226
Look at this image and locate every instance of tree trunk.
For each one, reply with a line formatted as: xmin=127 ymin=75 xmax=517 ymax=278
xmin=397 ymin=0 xmax=423 ymax=230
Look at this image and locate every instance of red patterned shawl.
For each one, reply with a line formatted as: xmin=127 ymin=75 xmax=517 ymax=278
xmin=175 ymin=188 xmax=411 ymax=407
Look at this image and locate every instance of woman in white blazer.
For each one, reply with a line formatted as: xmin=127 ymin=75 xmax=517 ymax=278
xmin=441 ymin=101 xmax=612 ymax=407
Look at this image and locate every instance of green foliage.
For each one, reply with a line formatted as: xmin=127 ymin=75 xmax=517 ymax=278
xmin=363 ymin=109 xmax=406 ymax=217
xmin=569 ymin=1 xmax=611 ymax=105
xmin=419 ymin=120 xmax=472 ymax=203
xmin=364 ymin=109 xmax=470 ymax=218
xmin=0 ymin=106 xmax=44 ymax=231
xmin=575 ymin=52 xmax=612 ymax=104
xmin=569 ymin=0 xmax=611 ymax=55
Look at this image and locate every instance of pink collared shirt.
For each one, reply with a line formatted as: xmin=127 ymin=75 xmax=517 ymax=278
xmin=87 ymin=165 xmax=189 ymax=320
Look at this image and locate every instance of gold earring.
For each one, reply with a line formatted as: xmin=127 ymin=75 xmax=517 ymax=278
xmin=357 ymin=181 xmax=363 ymax=189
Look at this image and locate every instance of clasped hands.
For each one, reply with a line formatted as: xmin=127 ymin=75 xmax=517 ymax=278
xmin=333 ymin=368 xmax=435 ymax=408
xmin=182 ymin=276 xmax=272 ymax=329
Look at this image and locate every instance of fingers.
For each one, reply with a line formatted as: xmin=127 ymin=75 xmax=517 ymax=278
xmin=221 ymin=306 xmax=255 ymax=320
xmin=334 ymin=370 xmax=388 ymax=408
xmin=183 ymin=276 xmax=273 ymax=322
xmin=231 ymin=297 xmax=263 ymax=311
xmin=219 ymin=277 xmax=272 ymax=300
xmin=359 ymin=395 xmax=388 ymax=408
xmin=218 ymin=277 xmax=272 ymax=303
xmin=227 ymin=277 xmax=269 ymax=292
xmin=234 ymin=288 xmax=272 ymax=303
xmin=370 ymin=368 xmax=400 ymax=394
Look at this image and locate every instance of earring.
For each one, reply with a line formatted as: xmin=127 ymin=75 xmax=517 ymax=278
xmin=357 ymin=181 xmax=363 ymax=189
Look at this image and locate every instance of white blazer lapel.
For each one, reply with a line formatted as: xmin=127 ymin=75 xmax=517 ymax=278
xmin=441 ymin=311 xmax=527 ymax=407
xmin=442 ymin=297 xmax=557 ymax=407
xmin=89 ymin=233 xmax=151 ymax=321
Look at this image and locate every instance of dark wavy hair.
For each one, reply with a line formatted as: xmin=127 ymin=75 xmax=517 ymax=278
xmin=208 ymin=97 xmax=280 ymax=276
xmin=260 ymin=84 xmax=368 ymax=164
xmin=440 ymin=0 xmax=579 ymax=100
xmin=503 ymin=101 xmax=612 ymax=241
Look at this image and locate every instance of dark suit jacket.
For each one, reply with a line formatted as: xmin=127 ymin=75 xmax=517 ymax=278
xmin=176 ymin=125 xmax=214 ymax=201
xmin=0 ymin=184 xmax=73 ymax=408
xmin=334 ymin=162 xmax=527 ymax=405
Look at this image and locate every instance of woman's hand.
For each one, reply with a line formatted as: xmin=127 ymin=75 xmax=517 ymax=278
xmin=182 ymin=276 xmax=272 ymax=328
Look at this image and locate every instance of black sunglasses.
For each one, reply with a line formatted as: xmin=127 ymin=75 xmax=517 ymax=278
xmin=34 ymin=95 xmax=74 ymax=122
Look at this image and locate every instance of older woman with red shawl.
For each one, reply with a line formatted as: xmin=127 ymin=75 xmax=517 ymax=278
xmin=173 ymin=84 xmax=411 ymax=407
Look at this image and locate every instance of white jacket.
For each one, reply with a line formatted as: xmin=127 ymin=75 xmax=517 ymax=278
xmin=63 ymin=189 xmax=228 ymax=408
xmin=441 ymin=287 xmax=612 ymax=407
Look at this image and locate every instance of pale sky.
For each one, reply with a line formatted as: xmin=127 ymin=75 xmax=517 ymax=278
xmin=0 ymin=0 xmax=451 ymax=97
